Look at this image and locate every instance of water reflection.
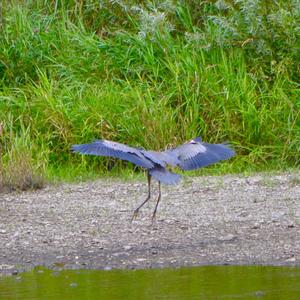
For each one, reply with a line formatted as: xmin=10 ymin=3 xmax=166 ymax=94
xmin=1 ymin=266 xmax=300 ymax=299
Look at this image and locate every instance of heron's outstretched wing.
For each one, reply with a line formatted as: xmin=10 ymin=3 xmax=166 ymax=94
xmin=71 ymin=140 xmax=154 ymax=169
xmin=164 ymin=137 xmax=235 ymax=171
xmin=149 ymin=166 xmax=182 ymax=185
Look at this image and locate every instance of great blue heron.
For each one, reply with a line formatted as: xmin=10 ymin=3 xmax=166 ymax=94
xmin=71 ymin=136 xmax=235 ymax=220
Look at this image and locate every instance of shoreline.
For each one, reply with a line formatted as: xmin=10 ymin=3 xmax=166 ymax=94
xmin=1 ymin=173 xmax=300 ymax=275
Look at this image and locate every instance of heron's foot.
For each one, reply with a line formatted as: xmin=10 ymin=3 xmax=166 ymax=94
xmin=151 ymin=211 xmax=157 ymax=224
xmin=130 ymin=209 xmax=139 ymax=222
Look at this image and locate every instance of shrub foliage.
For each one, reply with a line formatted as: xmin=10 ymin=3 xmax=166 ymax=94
xmin=0 ymin=0 xmax=299 ymax=187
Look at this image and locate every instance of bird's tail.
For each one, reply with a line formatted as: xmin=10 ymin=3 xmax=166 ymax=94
xmin=149 ymin=166 xmax=181 ymax=185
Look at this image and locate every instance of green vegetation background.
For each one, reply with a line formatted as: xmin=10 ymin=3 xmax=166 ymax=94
xmin=0 ymin=0 xmax=299 ymax=190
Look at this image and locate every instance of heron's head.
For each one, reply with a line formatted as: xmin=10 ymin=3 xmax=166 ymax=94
xmin=194 ymin=136 xmax=202 ymax=142
xmin=189 ymin=136 xmax=202 ymax=144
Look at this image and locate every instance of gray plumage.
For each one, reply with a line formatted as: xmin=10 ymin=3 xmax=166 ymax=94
xmin=71 ymin=136 xmax=235 ymax=220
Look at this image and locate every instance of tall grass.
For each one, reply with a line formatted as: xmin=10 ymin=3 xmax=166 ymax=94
xmin=0 ymin=0 xmax=299 ymax=188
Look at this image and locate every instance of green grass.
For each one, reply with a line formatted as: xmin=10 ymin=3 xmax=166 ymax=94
xmin=0 ymin=1 xmax=299 ymax=190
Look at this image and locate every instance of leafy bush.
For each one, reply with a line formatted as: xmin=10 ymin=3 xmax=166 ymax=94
xmin=0 ymin=0 xmax=299 ymax=188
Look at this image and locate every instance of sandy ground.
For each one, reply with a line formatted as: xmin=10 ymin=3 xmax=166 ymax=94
xmin=1 ymin=172 xmax=300 ymax=274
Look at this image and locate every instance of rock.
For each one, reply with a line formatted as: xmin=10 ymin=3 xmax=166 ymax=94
xmin=70 ymin=282 xmax=78 ymax=287
xmin=285 ymin=257 xmax=296 ymax=262
xmin=252 ymin=223 xmax=260 ymax=229
xmin=254 ymin=291 xmax=265 ymax=297
xmin=180 ymin=226 xmax=189 ymax=230
xmin=0 ymin=264 xmax=14 ymax=270
xmin=136 ymin=258 xmax=147 ymax=262
xmin=218 ymin=234 xmax=237 ymax=242
xmin=238 ymin=211 xmax=249 ymax=217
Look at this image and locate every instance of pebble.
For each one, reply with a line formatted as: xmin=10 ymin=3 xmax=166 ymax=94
xmin=0 ymin=264 xmax=14 ymax=270
xmin=254 ymin=291 xmax=265 ymax=297
xmin=70 ymin=282 xmax=78 ymax=287
xmin=285 ymin=257 xmax=296 ymax=262
xmin=180 ymin=226 xmax=189 ymax=230
xmin=136 ymin=258 xmax=147 ymax=262
xmin=218 ymin=234 xmax=237 ymax=242
xmin=252 ymin=223 xmax=260 ymax=229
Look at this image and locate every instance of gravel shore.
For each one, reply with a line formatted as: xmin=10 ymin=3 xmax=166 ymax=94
xmin=1 ymin=172 xmax=300 ymax=274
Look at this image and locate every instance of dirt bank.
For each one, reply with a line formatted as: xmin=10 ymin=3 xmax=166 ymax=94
xmin=1 ymin=172 xmax=300 ymax=274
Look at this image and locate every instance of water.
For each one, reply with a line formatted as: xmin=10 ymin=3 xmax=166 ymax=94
xmin=1 ymin=266 xmax=300 ymax=300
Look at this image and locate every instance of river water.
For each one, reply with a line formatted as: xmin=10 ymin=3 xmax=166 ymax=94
xmin=1 ymin=265 xmax=300 ymax=299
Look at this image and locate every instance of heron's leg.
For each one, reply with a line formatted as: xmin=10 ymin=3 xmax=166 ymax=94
xmin=131 ymin=172 xmax=151 ymax=221
xmin=151 ymin=181 xmax=161 ymax=221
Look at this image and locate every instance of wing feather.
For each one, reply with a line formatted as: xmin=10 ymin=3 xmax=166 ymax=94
xmin=165 ymin=138 xmax=235 ymax=171
xmin=71 ymin=140 xmax=154 ymax=169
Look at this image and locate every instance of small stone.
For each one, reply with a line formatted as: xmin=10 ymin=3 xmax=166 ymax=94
xmin=218 ymin=234 xmax=237 ymax=242
xmin=0 ymin=230 xmax=7 ymax=234
xmin=238 ymin=211 xmax=249 ymax=217
xmin=70 ymin=282 xmax=78 ymax=287
xmin=0 ymin=264 xmax=14 ymax=270
xmin=136 ymin=258 xmax=147 ymax=262
xmin=92 ymin=239 xmax=101 ymax=244
xmin=252 ymin=223 xmax=260 ymax=229
xmin=179 ymin=226 xmax=189 ymax=230
xmin=123 ymin=245 xmax=132 ymax=251
xmin=287 ymin=223 xmax=295 ymax=228
xmin=254 ymin=291 xmax=265 ymax=297
xmin=104 ymin=266 xmax=112 ymax=271
xmin=285 ymin=257 xmax=296 ymax=262
xmin=163 ymin=220 xmax=173 ymax=224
